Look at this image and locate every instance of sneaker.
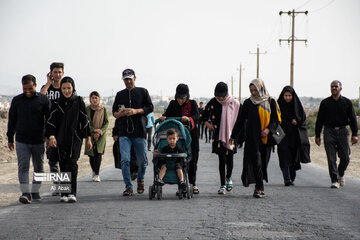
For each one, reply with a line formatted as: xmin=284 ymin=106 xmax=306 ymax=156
xmin=225 ymin=178 xmax=233 ymax=192
xmin=52 ymin=191 xmax=60 ymax=196
xmin=179 ymin=181 xmax=187 ymax=190
xmin=284 ymin=180 xmax=292 ymax=186
xmin=19 ymin=193 xmax=32 ymax=204
xmin=338 ymin=177 xmax=345 ymax=187
xmin=218 ymin=186 xmax=226 ymax=195
xmin=31 ymin=193 xmax=42 ymax=201
xmin=60 ymin=195 xmax=68 ymax=203
xmin=93 ymin=175 xmax=101 ymax=182
xmin=155 ymin=178 xmax=165 ymax=186
xmin=331 ymin=182 xmax=340 ymax=189
xmin=67 ymin=194 xmax=77 ymax=203
xmin=193 ymin=185 xmax=199 ymax=194
xmin=137 ymin=180 xmax=145 ymax=194
xmin=123 ymin=187 xmax=133 ymax=196
xmin=253 ymin=189 xmax=265 ymax=198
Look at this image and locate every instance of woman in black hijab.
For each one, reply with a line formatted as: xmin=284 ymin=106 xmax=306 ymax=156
xmin=277 ymin=86 xmax=311 ymax=186
xmin=160 ymin=83 xmax=200 ymax=194
xmin=46 ymin=77 xmax=92 ymax=202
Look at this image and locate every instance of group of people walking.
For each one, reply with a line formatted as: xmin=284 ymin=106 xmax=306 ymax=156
xmin=7 ymin=62 xmax=358 ymax=204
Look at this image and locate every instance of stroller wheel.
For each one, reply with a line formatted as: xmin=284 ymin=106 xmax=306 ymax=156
xmin=149 ymin=185 xmax=154 ymax=200
xmin=178 ymin=186 xmax=183 ymax=199
xmin=187 ymin=184 xmax=193 ymax=199
xmin=156 ymin=185 xmax=162 ymax=200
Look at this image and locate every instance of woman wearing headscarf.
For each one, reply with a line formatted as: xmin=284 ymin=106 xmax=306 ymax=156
xmin=160 ymin=83 xmax=200 ymax=194
xmin=230 ymin=79 xmax=281 ymax=198
xmin=46 ymin=77 xmax=92 ymax=203
xmin=277 ymin=86 xmax=311 ymax=186
xmin=85 ymin=91 xmax=109 ymax=182
xmin=202 ymin=82 xmax=241 ymax=194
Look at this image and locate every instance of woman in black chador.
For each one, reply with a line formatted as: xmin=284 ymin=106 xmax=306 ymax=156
xmin=277 ymin=86 xmax=311 ymax=186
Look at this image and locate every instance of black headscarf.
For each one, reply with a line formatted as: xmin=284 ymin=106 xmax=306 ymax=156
xmin=278 ymin=86 xmax=306 ymax=125
xmin=175 ymin=83 xmax=190 ymax=107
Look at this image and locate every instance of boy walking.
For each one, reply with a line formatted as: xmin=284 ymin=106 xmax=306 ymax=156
xmin=40 ymin=62 xmax=64 ymax=192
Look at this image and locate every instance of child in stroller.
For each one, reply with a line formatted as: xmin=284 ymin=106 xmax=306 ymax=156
xmin=155 ymin=129 xmax=187 ymax=190
xmin=149 ymin=118 xmax=193 ymax=200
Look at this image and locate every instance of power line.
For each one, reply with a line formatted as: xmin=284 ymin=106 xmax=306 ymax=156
xmin=296 ymin=0 xmax=313 ymax=10
xmin=311 ymin=0 xmax=336 ymax=13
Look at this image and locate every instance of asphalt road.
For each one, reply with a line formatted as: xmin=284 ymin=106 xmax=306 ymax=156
xmin=1 ymin=139 xmax=359 ymax=240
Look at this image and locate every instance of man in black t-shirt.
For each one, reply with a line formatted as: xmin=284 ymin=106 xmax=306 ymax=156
xmin=40 ymin=62 xmax=64 ymax=189
xmin=112 ymin=68 xmax=153 ymax=196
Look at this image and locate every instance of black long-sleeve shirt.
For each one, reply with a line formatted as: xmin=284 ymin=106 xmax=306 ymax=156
xmin=315 ymin=96 xmax=358 ymax=137
xmin=112 ymin=87 xmax=153 ymax=138
xmin=7 ymin=92 xmax=51 ymax=144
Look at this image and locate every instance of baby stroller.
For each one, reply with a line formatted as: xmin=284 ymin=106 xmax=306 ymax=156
xmin=149 ymin=117 xmax=193 ymax=200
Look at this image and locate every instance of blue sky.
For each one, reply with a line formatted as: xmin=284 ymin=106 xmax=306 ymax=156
xmin=0 ymin=0 xmax=359 ymax=99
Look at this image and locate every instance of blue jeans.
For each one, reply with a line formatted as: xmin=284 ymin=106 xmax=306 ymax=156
xmin=15 ymin=141 xmax=44 ymax=194
xmin=119 ymin=137 xmax=148 ymax=188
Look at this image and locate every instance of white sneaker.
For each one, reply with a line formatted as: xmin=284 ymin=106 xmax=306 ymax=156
xmin=93 ymin=175 xmax=101 ymax=182
xmin=338 ymin=177 xmax=345 ymax=187
xmin=331 ymin=182 xmax=340 ymax=189
xmin=218 ymin=186 xmax=226 ymax=195
xmin=60 ymin=196 xmax=68 ymax=203
xmin=67 ymin=194 xmax=77 ymax=203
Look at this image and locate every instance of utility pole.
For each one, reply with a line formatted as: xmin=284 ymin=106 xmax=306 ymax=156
xmin=237 ymin=64 xmax=245 ymax=101
xmin=358 ymin=87 xmax=360 ymax=116
xmin=249 ymin=45 xmax=267 ymax=78
xmin=279 ymin=9 xmax=308 ymax=87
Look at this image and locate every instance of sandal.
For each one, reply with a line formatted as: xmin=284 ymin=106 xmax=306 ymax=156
xmin=123 ymin=187 xmax=133 ymax=196
xmin=137 ymin=180 xmax=144 ymax=194
xmin=193 ymin=185 xmax=199 ymax=194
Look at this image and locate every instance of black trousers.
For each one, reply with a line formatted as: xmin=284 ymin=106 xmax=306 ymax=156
xmin=200 ymin=124 xmax=204 ymax=139
xmin=254 ymin=144 xmax=271 ymax=191
xmin=324 ymin=127 xmax=350 ymax=183
xmin=217 ymin=145 xmax=234 ymax=186
xmin=59 ymin=154 xmax=78 ymax=196
xmin=46 ymin=147 xmax=60 ymax=173
xmin=89 ymin=145 xmax=102 ymax=175
xmin=188 ymin=150 xmax=199 ymax=186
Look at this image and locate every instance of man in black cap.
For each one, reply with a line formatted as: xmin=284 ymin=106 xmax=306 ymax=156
xmin=112 ymin=69 xmax=154 ymax=196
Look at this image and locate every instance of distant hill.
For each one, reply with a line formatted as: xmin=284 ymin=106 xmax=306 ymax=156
xmin=0 ymin=84 xmax=20 ymax=96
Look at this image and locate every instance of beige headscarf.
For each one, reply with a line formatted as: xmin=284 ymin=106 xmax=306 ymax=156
xmin=249 ymin=78 xmax=271 ymax=111
xmin=90 ymin=104 xmax=105 ymax=129
xmin=249 ymin=78 xmax=282 ymax=144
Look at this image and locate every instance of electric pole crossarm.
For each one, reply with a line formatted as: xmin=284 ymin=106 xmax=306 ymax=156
xmin=279 ymin=10 xmax=308 ymax=15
